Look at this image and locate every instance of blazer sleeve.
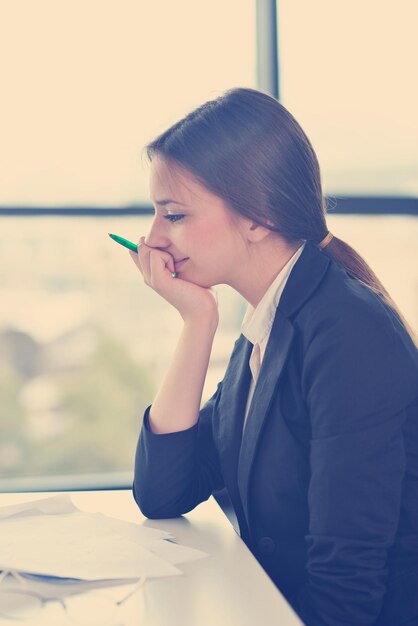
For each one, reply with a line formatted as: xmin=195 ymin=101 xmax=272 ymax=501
xmin=294 ymin=290 xmax=418 ymax=626
xmin=133 ymin=383 xmax=224 ymax=519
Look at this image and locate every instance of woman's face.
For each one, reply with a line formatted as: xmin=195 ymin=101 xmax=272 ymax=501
xmin=146 ymin=156 xmax=249 ymax=288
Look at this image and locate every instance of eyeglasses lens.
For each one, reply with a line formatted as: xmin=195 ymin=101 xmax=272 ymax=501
xmin=0 ymin=590 xmax=42 ymax=619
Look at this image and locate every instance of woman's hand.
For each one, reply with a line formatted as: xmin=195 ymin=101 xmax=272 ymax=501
xmin=130 ymin=237 xmax=219 ymax=326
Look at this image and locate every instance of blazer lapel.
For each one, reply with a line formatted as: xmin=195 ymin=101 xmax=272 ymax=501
xmin=237 ymin=242 xmax=332 ymax=525
xmin=238 ymin=311 xmax=295 ymax=524
xmin=216 ymin=336 xmax=252 ymax=492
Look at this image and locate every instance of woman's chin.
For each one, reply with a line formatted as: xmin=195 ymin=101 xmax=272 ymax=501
xmin=180 ymin=273 xmax=215 ymax=290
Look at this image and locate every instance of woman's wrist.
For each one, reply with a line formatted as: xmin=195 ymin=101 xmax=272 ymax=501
xmin=182 ymin=309 xmax=219 ymax=334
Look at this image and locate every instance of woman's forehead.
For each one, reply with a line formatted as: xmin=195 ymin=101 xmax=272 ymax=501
xmin=149 ymin=156 xmax=211 ymax=206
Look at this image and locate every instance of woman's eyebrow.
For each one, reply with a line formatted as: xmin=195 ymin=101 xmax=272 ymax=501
xmin=154 ymin=198 xmax=187 ymax=207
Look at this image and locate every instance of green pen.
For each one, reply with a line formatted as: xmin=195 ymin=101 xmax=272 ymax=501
xmin=108 ymin=232 xmax=138 ymax=253
xmin=108 ymin=233 xmax=177 ymax=278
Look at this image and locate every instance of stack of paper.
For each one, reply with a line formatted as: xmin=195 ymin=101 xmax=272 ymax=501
xmin=0 ymin=494 xmax=208 ymax=584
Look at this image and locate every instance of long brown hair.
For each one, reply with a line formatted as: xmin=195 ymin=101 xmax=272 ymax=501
xmin=146 ymin=87 xmax=415 ymax=342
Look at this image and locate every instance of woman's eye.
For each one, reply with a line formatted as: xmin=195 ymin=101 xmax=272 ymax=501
xmin=163 ymin=214 xmax=185 ymax=223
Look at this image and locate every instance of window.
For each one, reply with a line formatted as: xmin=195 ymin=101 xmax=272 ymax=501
xmin=278 ymin=0 xmax=418 ymax=196
xmin=0 ymin=0 xmax=256 ymax=206
xmin=1 ymin=1 xmax=416 ymax=487
xmin=0 ymin=1 xmax=255 ymax=484
xmin=277 ymin=0 xmax=418 ymax=337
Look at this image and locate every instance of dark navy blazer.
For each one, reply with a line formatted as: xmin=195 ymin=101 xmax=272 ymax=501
xmin=134 ymin=242 xmax=418 ymax=626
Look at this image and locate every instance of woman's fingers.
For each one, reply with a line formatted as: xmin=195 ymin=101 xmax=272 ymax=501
xmin=137 ymin=237 xmax=151 ymax=283
xmin=129 ymin=249 xmax=142 ymax=273
xmin=129 ymin=237 xmax=146 ymax=276
xmin=148 ymin=249 xmax=175 ymax=287
xmin=129 ymin=236 xmax=218 ymax=322
xmin=131 ymin=237 xmax=175 ymax=288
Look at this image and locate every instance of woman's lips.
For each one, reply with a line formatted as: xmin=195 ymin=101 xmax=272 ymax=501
xmin=174 ymin=257 xmax=189 ymax=271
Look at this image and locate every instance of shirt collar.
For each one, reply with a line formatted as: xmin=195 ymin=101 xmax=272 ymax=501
xmin=241 ymin=243 xmax=305 ymax=346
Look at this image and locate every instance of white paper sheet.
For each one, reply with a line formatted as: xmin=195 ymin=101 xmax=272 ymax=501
xmin=0 ymin=494 xmax=78 ymax=520
xmin=0 ymin=495 xmax=208 ymax=581
xmin=83 ymin=512 xmax=208 ymax=565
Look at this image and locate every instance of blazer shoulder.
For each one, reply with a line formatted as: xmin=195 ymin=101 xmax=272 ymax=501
xmin=293 ymin=261 xmax=418 ymax=411
xmin=278 ymin=242 xmax=417 ymax=370
xmin=298 ymin=258 xmax=409 ymax=338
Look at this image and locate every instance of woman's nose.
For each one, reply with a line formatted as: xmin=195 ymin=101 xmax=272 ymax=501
xmin=145 ymin=217 xmax=171 ymax=249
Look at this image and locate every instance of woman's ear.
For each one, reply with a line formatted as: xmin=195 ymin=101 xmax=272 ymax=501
xmin=246 ymin=220 xmax=274 ymax=243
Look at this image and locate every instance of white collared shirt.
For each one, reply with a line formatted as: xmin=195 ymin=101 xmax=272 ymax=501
xmin=241 ymin=243 xmax=305 ymax=429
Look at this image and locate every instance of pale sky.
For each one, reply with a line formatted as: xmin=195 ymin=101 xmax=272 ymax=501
xmin=0 ymin=0 xmax=417 ymax=206
xmin=279 ymin=0 xmax=418 ymax=195
xmin=0 ymin=0 xmax=255 ymax=206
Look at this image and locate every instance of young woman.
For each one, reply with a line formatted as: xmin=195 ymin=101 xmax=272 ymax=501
xmin=130 ymin=88 xmax=418 ymax=626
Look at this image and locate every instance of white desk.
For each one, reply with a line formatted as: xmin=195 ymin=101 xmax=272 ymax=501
xmin=0 ymin=490 xmax=303 ymax=626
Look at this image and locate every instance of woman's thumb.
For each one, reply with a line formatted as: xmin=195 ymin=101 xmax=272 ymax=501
xmin=150 ymin=249 xmax=175 ymax=277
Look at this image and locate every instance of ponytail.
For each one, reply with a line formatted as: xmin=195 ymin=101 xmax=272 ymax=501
xmin=320 ymin=234 xmax=417 ymax=345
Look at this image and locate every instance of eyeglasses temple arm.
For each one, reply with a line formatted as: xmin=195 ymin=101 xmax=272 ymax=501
xmin=116 ymin=577 xmax=146 ymax=606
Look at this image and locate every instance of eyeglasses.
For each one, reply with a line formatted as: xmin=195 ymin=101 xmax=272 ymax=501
xmin=0 ymin=570 xmax=146 ymax=624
